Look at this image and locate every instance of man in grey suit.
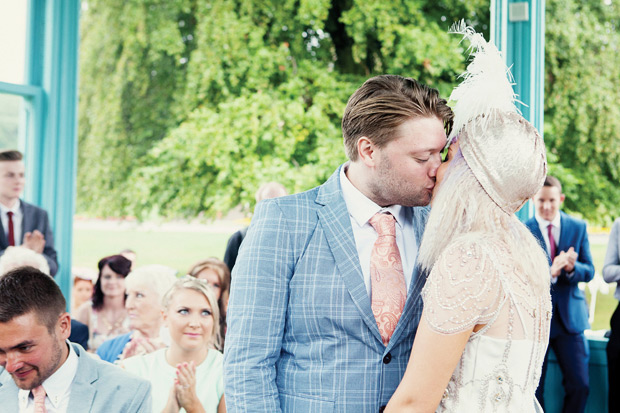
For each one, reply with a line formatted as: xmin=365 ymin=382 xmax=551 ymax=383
xmin=0 ymin=267 xmax=151 ymax=412
xmin=224 ymin=75 xmax=453 ymax=412
xmin=0 ymin=150 xmax=58 ymax=275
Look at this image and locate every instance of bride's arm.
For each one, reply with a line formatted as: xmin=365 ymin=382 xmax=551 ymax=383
xmin=387 ymin=238 xmax=500 ymax=412
xmin=385 ymin=315 xmax=473 ymax=413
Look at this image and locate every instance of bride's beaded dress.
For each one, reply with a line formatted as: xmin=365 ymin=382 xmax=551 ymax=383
xmin=422 ymin=234 xmax=551 ymax=412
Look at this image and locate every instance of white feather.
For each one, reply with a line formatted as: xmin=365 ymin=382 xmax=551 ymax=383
xmin=448 ymin=21 xmax=519 ymax=140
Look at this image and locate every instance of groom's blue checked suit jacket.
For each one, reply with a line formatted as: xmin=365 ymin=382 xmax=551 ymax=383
xmin=526 ymin=211 xmax=595 ymax=334
xmin=224 ymin=165 xmax=430 ymax=412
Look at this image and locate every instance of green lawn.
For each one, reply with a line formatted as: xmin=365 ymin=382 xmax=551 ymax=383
xmin=72 ymin=226 xmax=232 ymax=275
xmin=588 ymin=243 xmax=615 ymax=331
xmin=72 ymin=224 xmax=616 ymax=331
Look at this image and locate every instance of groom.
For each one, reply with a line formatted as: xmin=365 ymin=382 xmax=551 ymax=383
xmin=224 ymin=75 xmax=453 ymax=412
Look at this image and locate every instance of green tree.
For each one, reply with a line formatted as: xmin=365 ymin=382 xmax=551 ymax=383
xmin=544 ymin=0 xmax=620 ymax=224
xmin=77 ymin=0 xmax=489 ymax=219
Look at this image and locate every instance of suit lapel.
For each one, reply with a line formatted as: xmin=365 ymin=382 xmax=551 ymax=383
xmin=67 ymin=344 xmax=97 ymax=411
xmin=557 ymin=212 xmax=571 ymax=253
xmin=0 ymin=216 xmax=7 ymax=248
xmin=316 ymin=167 xmax=383 ymax=344
xmin=527 ymin=219 xmax=551 ymax=264
xmin=20 ymin=201 xmax=30 ymax=243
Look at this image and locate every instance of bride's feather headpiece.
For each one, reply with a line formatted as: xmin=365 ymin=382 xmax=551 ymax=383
xmin=446 ymin=22 xmax=547 ymax=214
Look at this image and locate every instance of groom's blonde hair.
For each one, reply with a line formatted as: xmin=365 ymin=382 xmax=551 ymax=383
xmin=341 ymin=75 xmax=453 ymax=161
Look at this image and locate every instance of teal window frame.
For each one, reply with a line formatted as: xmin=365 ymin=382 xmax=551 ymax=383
xmin=0 ymin=0 xmax=80 ymax=303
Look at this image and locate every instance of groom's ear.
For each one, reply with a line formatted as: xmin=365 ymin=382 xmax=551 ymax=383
xmin=356 ymin=136 xmax=378 ymax=167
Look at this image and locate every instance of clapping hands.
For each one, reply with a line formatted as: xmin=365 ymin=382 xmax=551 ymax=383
xmin=120 ymin=334 xmax=166 ymax=361
xmin=163 ymin=361 xmax=204 ymax=413
xmin=551 ymin=247 xmax=578 ymax=278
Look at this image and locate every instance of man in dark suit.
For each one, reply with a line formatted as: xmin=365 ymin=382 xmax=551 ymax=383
xmin=527 ymin=175 xmax=594 ymax=413
xmin=0 ymin=150 xmax=57 ymax=276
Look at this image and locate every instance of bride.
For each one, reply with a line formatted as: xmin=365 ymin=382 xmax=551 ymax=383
xmin=386 ymin=26 xmax=551 ymax=412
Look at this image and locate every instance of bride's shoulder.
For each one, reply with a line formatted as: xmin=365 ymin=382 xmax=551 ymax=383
xmin=426 ymin=232 xmax=504 ymax=295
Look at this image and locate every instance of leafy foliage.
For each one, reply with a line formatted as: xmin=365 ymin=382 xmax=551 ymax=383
xmin=78 ymin=0 xmax=488 ymax=218
xmin=544 ymin=0 xmax=620 ymax=224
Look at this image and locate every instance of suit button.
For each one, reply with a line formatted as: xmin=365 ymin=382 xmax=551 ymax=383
xmin=379 ymin=406 xmax=386 ymax=412
xmin=383 ymin=352 xmax=392 ymax=364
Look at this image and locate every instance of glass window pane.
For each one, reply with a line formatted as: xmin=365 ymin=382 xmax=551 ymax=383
xmin=0 ymin=93 xmax=28 ymax=151
xmin=0 ymin=1 xmax=28 ymax=84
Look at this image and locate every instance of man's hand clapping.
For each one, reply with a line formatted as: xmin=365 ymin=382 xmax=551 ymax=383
xmin=551 ymin=247 xmax=578 ymax=279
xmin=23 ymin=229 xmax=46 ymax=253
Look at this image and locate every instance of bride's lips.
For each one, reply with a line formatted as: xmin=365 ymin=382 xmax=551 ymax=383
xmin=184 ymin=332 xmax=202 ymax=338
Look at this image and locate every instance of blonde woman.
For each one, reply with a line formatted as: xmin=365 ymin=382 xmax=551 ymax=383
xmin=123 ymin=277 xmax=225 ymax=413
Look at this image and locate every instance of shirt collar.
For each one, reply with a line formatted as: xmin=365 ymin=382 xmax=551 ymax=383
xmin=18 ymin=341 xmax=78 ymax=409
xmin=340 ymin=164 xmax=405 ymax=229
xmin=0 ymin=199 xmax=21 ymax=215
xmin=535 ymin=211 xmax=561 ymax=229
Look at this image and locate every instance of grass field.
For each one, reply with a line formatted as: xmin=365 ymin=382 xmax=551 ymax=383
xmin=587 ymin=243 xmax=615 ymax=331
xmin=72 ymin=221 xmax=236 ymax=275
xmin=72 ymin=222 xmax=616 ymax=331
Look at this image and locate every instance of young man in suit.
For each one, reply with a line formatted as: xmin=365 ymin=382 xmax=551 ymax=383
xmin=224 ymin=75 xmax=453 ymax=412
xmin=526 ymin=175 xmax=594 ymax=413
xmin=0 ymin=267 xmax=151 ymax=412
xmin=0 ymin=150 xmax=58 ymax=276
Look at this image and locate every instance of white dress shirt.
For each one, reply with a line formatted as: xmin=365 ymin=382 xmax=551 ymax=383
xmin=340 ymin=165 xmax=417 ymax=297
xmin=534 ymin=212 xmax=572 ymax=282
xmin=0 ymin=199 xmax=22 ymax=246
xmin=534 ymin=212 xmax=561 ymax=256
xmin=18 ymin=341 xmax=78 ymax=413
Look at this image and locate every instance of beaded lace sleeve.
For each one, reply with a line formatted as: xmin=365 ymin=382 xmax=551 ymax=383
xmin=422 ymin=239 xmax=504 ymax=334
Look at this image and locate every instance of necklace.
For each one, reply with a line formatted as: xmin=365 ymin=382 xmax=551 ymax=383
xmin=99 ymin=309 xmax=126 ymax=334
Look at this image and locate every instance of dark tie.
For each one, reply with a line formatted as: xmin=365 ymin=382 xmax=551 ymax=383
xmin=7 ymin=211 xmax=14 ymax=246
xmin=547 ymin=224 xmax=556 ymax=259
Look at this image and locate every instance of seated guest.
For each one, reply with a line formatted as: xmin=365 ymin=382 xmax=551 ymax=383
xmin=74 ymin=254 xmax=132 ymax=351
xmin=0 ymin=246 xmax=89 ymax=350
xmin=0 ymin=267 xmax=152 ymax=411
xmin=97 ymin=264 xmax=177 ymax=363
xmin=71 ymin=268 xmax=96 ymax=314
xmin=188 ymin=257 xmax=230 ymax=348
xmin=0 ymin=246 xmax=49 ymax=275
xmin=123 ymin=277 xmax=225 ymax=413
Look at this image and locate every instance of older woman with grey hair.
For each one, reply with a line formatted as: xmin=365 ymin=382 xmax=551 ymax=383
xmin=96 ymin=264 xmax=177 ymax=363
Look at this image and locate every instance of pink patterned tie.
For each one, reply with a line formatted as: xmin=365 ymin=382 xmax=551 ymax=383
xmin=369 ymin=212 xmax=407 ymax=346
xmin=31 ymin=385 xmax=47 ymax=413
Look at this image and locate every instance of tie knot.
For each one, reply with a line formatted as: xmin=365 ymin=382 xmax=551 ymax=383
xmin=7 ymin=211 xmax=13 ymax=217
xmin=369 ymin=212 xmax=396 ymax=237
xmin=32 ymin=385 xmax=45 ymax=396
